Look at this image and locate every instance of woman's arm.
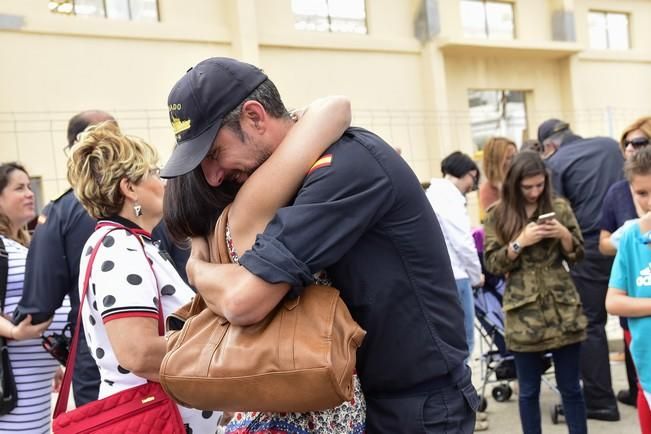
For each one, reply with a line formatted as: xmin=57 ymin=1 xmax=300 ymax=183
xmin=599 ymin=230 xmax=616 ymax=256
xmin=104 ymin=317 xmax=166 ymax=381
xmin=229 ymin=96 xmax=351 ymax=253
xmin=0 ymin=314 xmax=51 ymax=340
xmin=606 ymin=287 xmax=651 ymax=317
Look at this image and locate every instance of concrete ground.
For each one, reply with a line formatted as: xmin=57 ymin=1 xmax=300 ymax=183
xmin=470 ymin=315 xmax=640 ymax=433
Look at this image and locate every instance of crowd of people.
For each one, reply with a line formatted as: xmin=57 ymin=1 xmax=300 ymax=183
xmin=0 ymin=55 xmax=649 ymax=434
xmin=424 ymin=115 xmax=651 ymax=433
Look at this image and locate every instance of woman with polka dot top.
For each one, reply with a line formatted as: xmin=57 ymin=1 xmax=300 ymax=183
xmin=66 ymin=122 xmax=221 ymax=433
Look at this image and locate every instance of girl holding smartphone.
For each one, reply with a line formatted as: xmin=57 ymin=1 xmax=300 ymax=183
xmin=483 ymin=151 xmax=588 ymax=434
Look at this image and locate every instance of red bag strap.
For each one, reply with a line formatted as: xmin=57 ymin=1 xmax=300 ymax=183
xmin=54 ymin=223 xmax=163 ymax=417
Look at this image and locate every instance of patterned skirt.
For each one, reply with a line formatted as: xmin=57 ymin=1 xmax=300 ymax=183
xmin=225 ymin=374 xmax=365 ymax=434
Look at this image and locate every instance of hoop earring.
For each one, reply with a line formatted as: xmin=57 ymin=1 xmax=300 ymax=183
xmin=133 ymin=203 xmax=143 ymax=217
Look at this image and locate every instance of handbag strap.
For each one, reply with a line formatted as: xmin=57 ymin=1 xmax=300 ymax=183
xmin=187 ymin=205 xmax=232 ymax=317
xmin=54 ymin=223 xmax=163 ymax=417
xmin=0 ymin=237 xmax=8 ymax=313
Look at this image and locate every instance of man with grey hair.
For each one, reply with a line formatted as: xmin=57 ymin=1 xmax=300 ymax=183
xmin=539 ymin=118 xmax=624 ymax=421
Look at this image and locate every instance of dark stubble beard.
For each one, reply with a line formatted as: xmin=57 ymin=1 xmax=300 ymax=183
xmin=231 ymin=131 xmax=272 ymax=184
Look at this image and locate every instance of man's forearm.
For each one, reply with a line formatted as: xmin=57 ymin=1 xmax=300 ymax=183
xmin=189 ymin=259 xmax=291 ymax=326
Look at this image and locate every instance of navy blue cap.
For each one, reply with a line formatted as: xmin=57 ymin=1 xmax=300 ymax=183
xmin=537 ymin=118 xmax=569 ymax=144
xmin=161 ymin=57 xmax=268 ymax=178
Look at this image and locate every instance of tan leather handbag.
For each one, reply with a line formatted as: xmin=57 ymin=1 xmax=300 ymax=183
xmin=159 ymin=206 xmax=366 ymax=413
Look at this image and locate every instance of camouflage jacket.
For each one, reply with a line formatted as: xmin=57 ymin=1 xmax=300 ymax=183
xmin=484 ymin=198 xmax=587 ymax=352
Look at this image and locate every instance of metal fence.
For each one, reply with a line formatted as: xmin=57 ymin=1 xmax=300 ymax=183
xmin=1 ymin=106 xmax=650 ymax=200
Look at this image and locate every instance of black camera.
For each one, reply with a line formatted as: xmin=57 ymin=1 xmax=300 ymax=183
xmin=42 ymin=323 xmax=72 ymax=366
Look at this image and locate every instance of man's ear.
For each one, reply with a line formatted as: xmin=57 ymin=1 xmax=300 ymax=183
xmin=119 ymin=177 xmax=137 ymax=202
xmin=240 ymin=100 xmax=267 ymax=133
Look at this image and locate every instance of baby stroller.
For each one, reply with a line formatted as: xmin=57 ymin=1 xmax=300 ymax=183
xmin=471 ymin=229 xmax=563 ymax=423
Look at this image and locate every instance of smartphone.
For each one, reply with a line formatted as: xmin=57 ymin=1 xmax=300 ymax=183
xmin=537 ymin=212 xmax=556 ymax=224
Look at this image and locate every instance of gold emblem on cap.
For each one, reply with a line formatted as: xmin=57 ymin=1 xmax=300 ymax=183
xmin=170 ymin=115 xmax=191 ymax=135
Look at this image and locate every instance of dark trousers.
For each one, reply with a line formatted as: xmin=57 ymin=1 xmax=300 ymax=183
xmin=513 ymin=343 xmax=587 ymax=434
xmin=365 ymin=365 xmax=478 ymax=433
xmin=571 ymin=273 xmax=618 ymax=410
xmin=72 ymin=332 xmax=100 ymax=406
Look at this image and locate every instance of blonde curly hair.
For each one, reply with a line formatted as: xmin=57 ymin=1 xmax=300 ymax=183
xmin=66 ymin=122 xmax=159 ymax=219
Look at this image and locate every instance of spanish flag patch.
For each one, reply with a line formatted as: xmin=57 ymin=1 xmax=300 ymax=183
xmin=308 ymin=154 xmax=333 ymax=175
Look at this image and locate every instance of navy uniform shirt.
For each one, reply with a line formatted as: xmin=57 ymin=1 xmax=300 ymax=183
xmin=545 ymin=134 xmax=624 ymax=280
xmin=14 ymin=189 xmax=189 ymax=404
xmin=240 ymin=127 xmax=467 ymax=397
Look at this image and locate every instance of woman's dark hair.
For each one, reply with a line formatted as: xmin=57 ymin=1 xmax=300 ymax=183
xmin=0 ymin=162 xmax=31 ymax=246
xmin=441 ymin=151 xmax=480 ymax=183
xmin=492 ymin=151 xmax=554 ymax=244
xmin=163 ymin=165 xmax=239 ymax=244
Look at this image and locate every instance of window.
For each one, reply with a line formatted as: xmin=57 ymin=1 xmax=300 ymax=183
xmin=461 ymin=0 xmax=514 ymax=40
xmin=48 ymin=0 xmax=159 ymax=22
xmin=588 ymin=11 xmax=629 ymax=50
xmin=291 ymin=0 xmax=367 ymax=34
xmin=468 ymin=90 xmax=527 ymax=150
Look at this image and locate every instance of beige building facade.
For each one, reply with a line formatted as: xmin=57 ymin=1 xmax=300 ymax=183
xmin=1 ymin=0 xmax=651 ymax=211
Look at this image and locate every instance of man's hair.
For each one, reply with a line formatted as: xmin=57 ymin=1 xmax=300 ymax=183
xmin=545 ymin=127 xmax=572 ymax=146
xmin=221 ymin=79 xmax=290 ymax=140
xmin=625 ymin=146 xmax=651 ymax=182
xmin=66 ymin=110 xmax=116 ymax=148
xmin=66 ymin=122 xmax=158 ymax=219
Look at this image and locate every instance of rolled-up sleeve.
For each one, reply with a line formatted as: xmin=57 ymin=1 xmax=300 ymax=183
xmin=239 ymin=139 xmax=395 ymax=291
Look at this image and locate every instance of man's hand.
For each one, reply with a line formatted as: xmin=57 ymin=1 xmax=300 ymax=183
xmin=187 ymin=237 xmax=210 ymax=286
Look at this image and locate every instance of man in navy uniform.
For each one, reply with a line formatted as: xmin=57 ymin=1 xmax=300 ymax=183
xmin=161 ymin=57 xmax=478 ymax=433
xmin=540 ymin=118 xmax=624 ymax=421
xmin=14 ymin=110 xmax=189 ymax=406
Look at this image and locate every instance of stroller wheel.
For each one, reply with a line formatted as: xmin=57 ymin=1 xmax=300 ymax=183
xmin=491 ymin=384 xmax=512 ymax=402
xmin=478 ymin=396 xmax=488 ymax=412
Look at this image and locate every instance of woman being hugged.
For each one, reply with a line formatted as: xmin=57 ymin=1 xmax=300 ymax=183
xmin=66 ymin=123 xmax=221 ymax=432
xmin=0 ymin=163 xmax=70 ymax=433
xmin=164 ymin=95 xmax=366 ymax=433
xmin=483 ymin=151 xmax=588 ymax=434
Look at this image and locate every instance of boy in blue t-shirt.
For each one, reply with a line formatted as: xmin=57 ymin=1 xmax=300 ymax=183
xmin=607 ymin=146 xmax=651 ymax=430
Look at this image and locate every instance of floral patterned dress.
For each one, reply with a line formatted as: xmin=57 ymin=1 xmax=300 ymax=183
xmin=224 ymin=224 xmax=366 ymax=434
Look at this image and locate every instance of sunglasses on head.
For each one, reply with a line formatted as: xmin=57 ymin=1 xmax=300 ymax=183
xmin=624 ymin=137 xmax=650 ymax=149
